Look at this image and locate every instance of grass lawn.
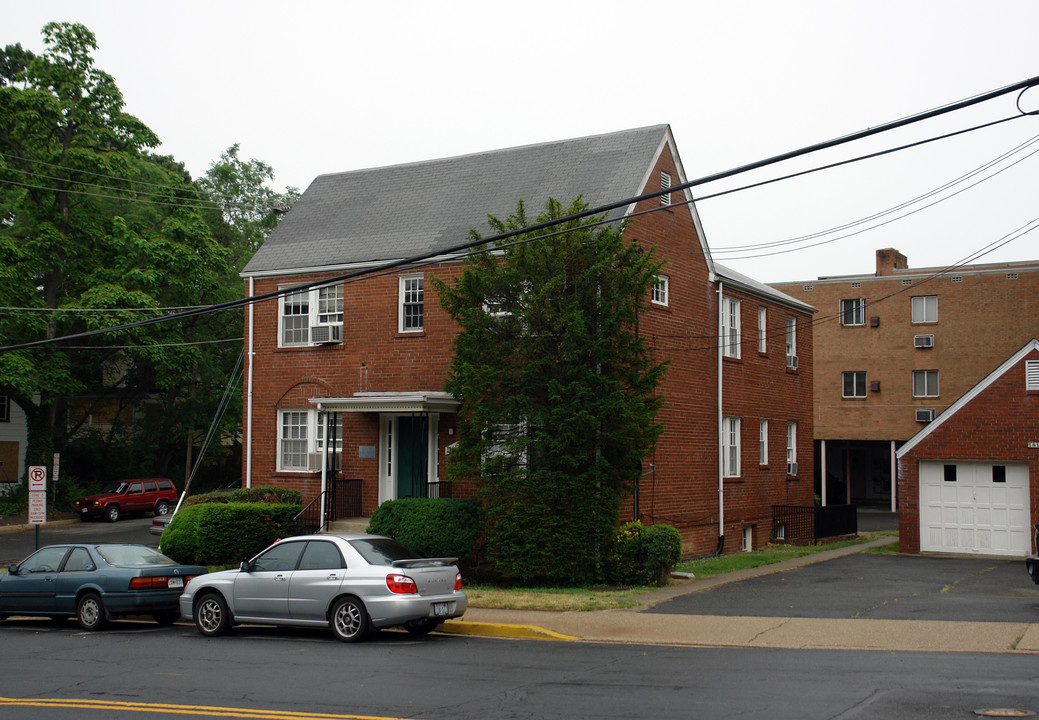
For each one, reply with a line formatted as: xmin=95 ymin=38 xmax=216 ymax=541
xmin=465 ymin=531 xmax=898 ymax=611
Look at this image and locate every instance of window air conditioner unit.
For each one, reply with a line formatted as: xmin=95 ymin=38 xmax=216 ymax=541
xmin=915 ymin=408 xmax=935 ymax=423
xmin=787 ymin=462 xmax=798 ymax=476
xmin=914 ymin=334 xmax=934 ymax=348
xmin=786 ymin=355 xmax=799 ymax=370
xmin=311 ymin=324 xmax=343 ymax=345
xmin=308 ymin=451 xmax=341 ymax=472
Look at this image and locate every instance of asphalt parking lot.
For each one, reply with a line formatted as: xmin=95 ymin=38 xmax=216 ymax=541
xmin=647 ymin=552 xmax=1039 ymax=623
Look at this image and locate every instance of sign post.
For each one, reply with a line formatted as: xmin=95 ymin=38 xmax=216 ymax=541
xmin=28 ymin=465 xmax=47 ymax=550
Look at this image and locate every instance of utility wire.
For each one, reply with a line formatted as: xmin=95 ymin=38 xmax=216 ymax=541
xmin=3 ymin=75 xmax=1039 ymax=353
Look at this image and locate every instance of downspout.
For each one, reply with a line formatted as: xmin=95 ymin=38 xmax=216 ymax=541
xmin=317 ymin=402 xmax=327 ymax=531
xmin=246 ymin=277 xmax=255 ymax=488
xmin=716 ymin=281 xmax=725 ymax=555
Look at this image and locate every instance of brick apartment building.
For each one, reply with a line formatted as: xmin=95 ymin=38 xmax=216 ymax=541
xmin=771 ymin=249 xmax=1039 ymax=515
xmin=240 ymin=125 xmax=815 ymax=556
xmin=896 ymin=339 xmax=1039 ymax=556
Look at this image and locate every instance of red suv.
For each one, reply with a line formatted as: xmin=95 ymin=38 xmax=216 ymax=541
xmin=75 ymin=478 xmax=178 ymax=522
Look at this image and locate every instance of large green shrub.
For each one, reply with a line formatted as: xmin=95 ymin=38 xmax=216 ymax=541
xmin=161 ymin=502 xmax=302 ymax=565
xmin=606 ymin=521 xmax=681 ymax=586
xmin=367 ymin=498 xmax=480 ymax=561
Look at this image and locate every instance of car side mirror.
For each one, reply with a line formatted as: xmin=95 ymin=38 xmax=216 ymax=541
xmin=240 ymin=560 xmax=252 ymax=572
xmin=7 ymin=566 xmax=19 ymax=576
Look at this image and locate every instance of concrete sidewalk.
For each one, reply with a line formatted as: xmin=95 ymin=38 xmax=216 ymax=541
xmin=441 ymin=538 xmax=1039 ymax=654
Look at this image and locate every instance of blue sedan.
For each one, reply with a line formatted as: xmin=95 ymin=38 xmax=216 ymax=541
xmin=0 ymin=544 xmax=206 ymax=630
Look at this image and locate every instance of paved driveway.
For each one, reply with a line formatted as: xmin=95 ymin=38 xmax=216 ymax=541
xmin=648 ymin=553 xmax=1039 ymax=623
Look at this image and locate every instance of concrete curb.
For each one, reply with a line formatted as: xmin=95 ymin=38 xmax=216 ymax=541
xmin=441 ymin=620 xmax=577 ymax=641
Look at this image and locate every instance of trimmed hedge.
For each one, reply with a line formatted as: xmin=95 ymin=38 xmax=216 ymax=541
xmin=606 ymin=520 xmax=682 ymax=586
xmin=161 ymin=502 xmax=302 ymax=565
xmin=367 ymin=498 xmax=480 ymax=561
xmin=183 ymin=485 xmax=301 ymax=507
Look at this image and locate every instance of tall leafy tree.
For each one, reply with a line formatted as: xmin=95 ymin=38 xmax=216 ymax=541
xmin=0 ymin=23 xmax=235 ymax=484
xmin=434 ymin=197 xmax=668 ymax=585
xmin=198 ymin=144 xmax=299 ymax=272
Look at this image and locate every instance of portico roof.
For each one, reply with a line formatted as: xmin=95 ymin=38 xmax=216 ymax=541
xmin=309 ymin=392 xmax=460 ymax=414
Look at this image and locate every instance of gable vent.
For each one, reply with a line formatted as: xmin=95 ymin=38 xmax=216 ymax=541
xmin=1027 ymin=360 xmax=1039 ymax=391
xmin=660 ymin=171 xmax=671 ymax=206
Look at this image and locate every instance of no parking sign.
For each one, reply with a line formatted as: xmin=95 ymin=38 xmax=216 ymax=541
xmin=28 ymin=466 xmax=47 ymax=525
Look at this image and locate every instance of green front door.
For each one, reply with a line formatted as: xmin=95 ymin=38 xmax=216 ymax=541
xmin=396 ymin=416 xmax=428 ymax=499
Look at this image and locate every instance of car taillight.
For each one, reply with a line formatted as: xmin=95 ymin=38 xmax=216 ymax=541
xmin=454 ymin=572 xmax=463 ymax=591
xmin=386 ymin=573 xmax=418 ymax=594
xmin=129 ymin=575 xmax=196 ymax=589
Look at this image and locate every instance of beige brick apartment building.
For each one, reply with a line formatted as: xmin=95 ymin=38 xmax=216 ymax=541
xmin=772 ymin=249 xmax=1039 ymax=516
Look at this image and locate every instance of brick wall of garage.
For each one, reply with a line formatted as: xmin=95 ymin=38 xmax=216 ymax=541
xmin=897 ymin=349 xmax=1039 ymax=553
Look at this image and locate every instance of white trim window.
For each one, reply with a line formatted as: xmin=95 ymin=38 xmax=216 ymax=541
xmin=660 ymin=171 xmax=672 ymax=206
xmin=279 ymin=410 xmax=342 ymax=471
xmin=279 ymin=284 xmax=344 ymax=347
xmin=723 ymin=416 xmax=741 ymax=478
xmin=279 ymin=410 xmax=310 ymax=470
xmin=759 ymin=419 xmax=768 ymax=466
xmin=842 ymin=371 xmax=867 ymax=398
xmin=786 ymin=421 xmax=797 ymax=466
xmin=912 ymin=369 xmax=940 ymax=397
xmin=399 ymin=275 xmax=424 ymax=332
xmin=911 ymin=295 xmax=938 ymax=323
xmin=722 ymin=295 xmax=741 ymax=359
xmin=651 ymin=275 xmax=669 ymax=306
xmin=758 ymin=307 xmax=767 ymax=353
xmin=785 ymin=316 xmax=797 ymax=360
xmin=840 ymin=298 xmax=866 ymax=326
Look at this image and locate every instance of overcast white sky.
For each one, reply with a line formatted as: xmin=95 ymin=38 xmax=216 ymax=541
xmin=7 ymin=1 xmax=1039 ymax=283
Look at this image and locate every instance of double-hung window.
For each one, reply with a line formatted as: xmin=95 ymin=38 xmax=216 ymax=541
xmin=279 ymin=410 xmax=343 ymax=471
xmin=911 ymin=295 xmax=938 ymax=323
xmin=757 ymin=307 xmax=767 ymax=353
xmin=913 ymin=369 xmax=939 ymax=397
xmin=759 ymin=419 xmax=768 ymax=466
xmin=279 ymin=284 xmax=344 ymax=347
xmin=786 ymin=422 xmax=797 ymax=466
xmin=785 ymin=316 xmax=797 ymax=361
xmin=842 ymin=371 xmax=867 ymax=398
xmin=840 ymin=298 xmax=866 ymax=326
xmin=279 ymin=411 xmax=310 ymax=470
xmin=722 ymin=416 xmax=741 ymax=477
xmin=651 ymin=275 xmax=669 ymax=306
xmin=399 ymin=275 xmax=424 ymax=332
xmin=722 ymin=296 xmax=741 ymax=359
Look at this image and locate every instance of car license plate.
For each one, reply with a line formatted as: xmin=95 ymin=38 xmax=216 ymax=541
xmin=433 ymin=602 xmax=450 ymax=616
xmin=167 ymin=577 xmax=184 ymax=589
xmin=81 ymin=508 xmax=88 ymax=513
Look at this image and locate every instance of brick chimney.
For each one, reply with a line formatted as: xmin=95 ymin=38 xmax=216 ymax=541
xmin=875 ymin=248 xmax=908 ymax=276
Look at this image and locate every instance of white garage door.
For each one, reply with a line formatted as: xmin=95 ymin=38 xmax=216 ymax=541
xmin=919 ymin=461 xmax=1031 ymax=556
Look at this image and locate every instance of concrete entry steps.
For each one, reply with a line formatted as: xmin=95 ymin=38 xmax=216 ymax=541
xmin=325 ymin=518 xmax=370 ymax=533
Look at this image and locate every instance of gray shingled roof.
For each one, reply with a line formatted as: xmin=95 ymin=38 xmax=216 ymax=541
xmin=242 ymin=125 xmax=671 ymax=276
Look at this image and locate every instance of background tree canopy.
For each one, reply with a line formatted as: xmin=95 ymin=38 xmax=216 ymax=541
xmin=0 ymin=23 xmax=293 ymax=493
xmin=434 ymin=197 xmax=668 ymax=585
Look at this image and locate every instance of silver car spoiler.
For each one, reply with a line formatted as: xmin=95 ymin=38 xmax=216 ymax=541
xmin=391 ymin=558 xmax=458 ymax=568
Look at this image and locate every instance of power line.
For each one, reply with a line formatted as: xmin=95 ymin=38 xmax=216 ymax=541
xmin=3 ymin=74 xmax=1039 ymax=353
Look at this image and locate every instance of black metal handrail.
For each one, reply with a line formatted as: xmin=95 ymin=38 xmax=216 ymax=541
xmin=294 ymin=490 xmax=328 ymax=534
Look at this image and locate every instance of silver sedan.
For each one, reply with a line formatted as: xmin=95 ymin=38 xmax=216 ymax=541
xmin=179 ymin=533 xmax=467 ymax=642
